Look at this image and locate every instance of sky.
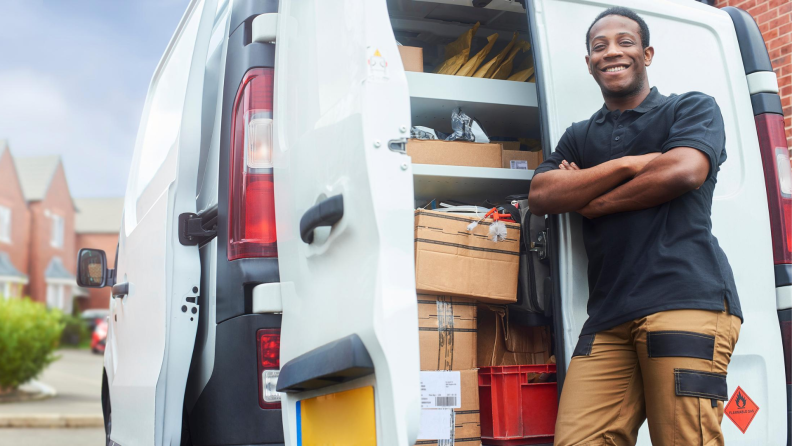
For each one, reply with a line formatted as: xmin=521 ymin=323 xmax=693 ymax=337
xmin=0 ymin=0 xmax=191 ymax=198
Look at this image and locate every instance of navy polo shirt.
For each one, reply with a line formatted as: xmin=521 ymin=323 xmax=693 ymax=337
xmin=535 ymin=87 xmax=742 ymax=335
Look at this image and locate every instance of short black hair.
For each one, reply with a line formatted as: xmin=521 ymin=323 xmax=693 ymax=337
xmin=586 ymin=7 xmax=650 ymax=54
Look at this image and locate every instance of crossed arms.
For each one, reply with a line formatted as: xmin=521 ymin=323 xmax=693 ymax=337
xmin=527 ymin=147 xmax=710 ymax=218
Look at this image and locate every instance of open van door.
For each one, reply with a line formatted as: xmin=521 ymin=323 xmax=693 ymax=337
xmin=528 ymin=0 xmax=787 ymax=444
xmin=107 ymin=1 xmax=217 ymax=445
xmin=271 ymin=0 xmax=421 ymax=444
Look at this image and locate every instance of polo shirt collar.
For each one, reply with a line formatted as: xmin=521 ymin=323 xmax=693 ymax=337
xmin=594 ymin=87 xmax=666 ymax=124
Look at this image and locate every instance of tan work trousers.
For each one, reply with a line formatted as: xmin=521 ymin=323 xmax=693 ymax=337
xmin=554 ymin=306 xmax=741 ymax=446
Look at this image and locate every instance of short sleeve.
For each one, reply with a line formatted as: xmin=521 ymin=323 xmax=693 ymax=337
xmin=661 ymin=93 xmax=726 ymax=181
xmin=534 ymin=126 xmax=581 ymax=176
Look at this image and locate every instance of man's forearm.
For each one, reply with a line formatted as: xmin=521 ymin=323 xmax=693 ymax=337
xmin=529 ymin=157 xmax=635 ymax=215
xmin=580 ymin=147 xmax=709 ymax=219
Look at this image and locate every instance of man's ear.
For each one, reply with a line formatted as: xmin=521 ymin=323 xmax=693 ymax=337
xmin=585 ymin=54 xmax=592 ymax=75
xmin=644 ymin=46 xmax=655 ymax=67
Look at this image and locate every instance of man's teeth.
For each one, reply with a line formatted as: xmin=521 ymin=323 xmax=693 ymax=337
xmin=605 ymin=66 xmax=627 ymax=72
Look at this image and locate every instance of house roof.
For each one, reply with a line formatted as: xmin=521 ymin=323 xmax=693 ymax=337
xmin=75 ymin=198 xmax=124 ymax=234
xmin=14 ymin=155 xmax=63 ymax=202
xmin=0 ymin=251 xmax=27 ymax=281
xmin=45 ymin=257 xmax=75 ymax=281
xmin=0 ymin=139 xmax=7 ymax=157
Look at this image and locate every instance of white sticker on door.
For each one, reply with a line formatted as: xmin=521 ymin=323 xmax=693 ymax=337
xmin=417 ymin=409 xmax=454 ymax=440
xmin=420 ymin=371 xmax=462 ymax=409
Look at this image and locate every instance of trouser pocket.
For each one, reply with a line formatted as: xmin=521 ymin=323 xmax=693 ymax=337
xmin=674 ymin=369 xmax=728 ymax=446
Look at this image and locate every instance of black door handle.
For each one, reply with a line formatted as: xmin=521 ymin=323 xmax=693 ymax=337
xmin=112 ymin=282 xmax=129 ymax=298
xmin=300 ymin=195 xmax=344 ymax=244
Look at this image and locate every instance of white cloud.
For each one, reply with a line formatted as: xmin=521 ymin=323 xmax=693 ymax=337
xmin=0 ymin=0 xmax=189 ymax=198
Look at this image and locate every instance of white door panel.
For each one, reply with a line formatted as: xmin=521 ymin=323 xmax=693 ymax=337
xmin=109 ymin=0 xmax=217 ymax=445
xmin=274 ymin=0 xmax=420 ymax=444
xmin=530 ymin=0 xmax=786 ymax=443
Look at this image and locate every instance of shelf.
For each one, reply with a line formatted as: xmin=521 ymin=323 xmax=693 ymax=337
xmin=406 ymin=72 xmax=540 ymax=138
xmin=412 ymin=164 xmax=533 ymax=203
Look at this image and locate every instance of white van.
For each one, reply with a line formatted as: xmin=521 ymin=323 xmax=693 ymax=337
xmin=76 ymin=0 xmax=791 ymax=444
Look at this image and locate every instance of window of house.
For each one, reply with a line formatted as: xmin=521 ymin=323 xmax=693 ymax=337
xmin=46 ymin=284 xmax=65 ymax=310
xmin=51 ymin=214 xmax=64 ymax=248
xmin=0 ymin=205 xmax=10 ymax=243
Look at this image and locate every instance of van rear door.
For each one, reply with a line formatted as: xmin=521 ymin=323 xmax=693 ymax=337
xmin=528 ymin=0 xmax=787 ymax=443
xmin=272 ymin=0 xmax=420 ymax=444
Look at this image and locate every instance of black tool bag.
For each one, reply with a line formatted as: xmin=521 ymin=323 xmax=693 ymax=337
xmin=501 ymin=195 xmax=551 ymax=317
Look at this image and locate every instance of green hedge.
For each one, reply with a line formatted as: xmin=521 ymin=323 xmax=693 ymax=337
xmin=60 ymin=314 xmax=90 ymax=347
xmin=0 ymin=298 xmax=64 ymax=390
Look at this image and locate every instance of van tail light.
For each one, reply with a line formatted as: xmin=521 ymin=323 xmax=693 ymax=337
xmin=256 ymin=328 xmax=282 ymax=409
xmin=228 ymin=68 xmax=277 ymax=260
xmin=755 ymin=113 xmax=792 ymax=266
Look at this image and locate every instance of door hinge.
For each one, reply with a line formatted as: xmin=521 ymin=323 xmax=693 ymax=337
xmin=179 ymin=206 xmax=218 ymax=247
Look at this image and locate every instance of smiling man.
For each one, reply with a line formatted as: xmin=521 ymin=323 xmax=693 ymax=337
xmin=528 ymin=7 xmax=743 ymax=446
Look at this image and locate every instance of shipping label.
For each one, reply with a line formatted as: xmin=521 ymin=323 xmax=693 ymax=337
xmin=420 ymin=371 xmax=462 ymax=409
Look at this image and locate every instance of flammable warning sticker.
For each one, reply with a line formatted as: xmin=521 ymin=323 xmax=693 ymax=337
xmin=724 ymin=386 xmax=760 ymax=433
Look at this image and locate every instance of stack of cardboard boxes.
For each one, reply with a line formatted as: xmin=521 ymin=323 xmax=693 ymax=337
xmin=414 ymin=210 xmax=552 ymax=445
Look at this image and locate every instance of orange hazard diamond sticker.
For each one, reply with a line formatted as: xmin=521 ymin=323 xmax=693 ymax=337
xmin=724 ymin=386 xmax=759 ymax=433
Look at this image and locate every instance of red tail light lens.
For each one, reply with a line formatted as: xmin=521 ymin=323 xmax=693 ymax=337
xmin=256 ymin=328 xmax=281 ymax=409
xmin=755 ymin=113 xmax=792 ymax=265
xmin=228 ymin=68 xmax=277 ymax=260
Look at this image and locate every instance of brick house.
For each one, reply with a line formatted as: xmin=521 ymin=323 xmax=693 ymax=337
xmin=14 ymin=154 xmax=78 ymax=314
xmin=74 ymin=197 xmax=124 ymax=312
xmin=712 ymin=0 xmax=792 ymax=149
xmin=0 ymin=141 xmax=30 ymax=299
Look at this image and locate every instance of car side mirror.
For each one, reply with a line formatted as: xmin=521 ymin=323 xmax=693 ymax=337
xmin=76 ymin=248 xmax=115 ymax=288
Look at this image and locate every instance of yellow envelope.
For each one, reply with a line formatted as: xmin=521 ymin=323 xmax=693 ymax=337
xmin=491 ymin=40 xmax=531 ymax=80
xmin=435 ymin=22 xmax=480 ymax=75
xmin=456 ymin=33 xmax=498 ymax=77
xmin=473 ymin=31 xmax=518 ymax=78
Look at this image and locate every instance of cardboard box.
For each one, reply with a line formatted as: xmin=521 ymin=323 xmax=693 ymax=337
xmin=500 ymin=141 xmax=543 ymax=170
xmin=416 ymin=370 xmax=481 ymax=445
xmin=415 ymin=209 xmax=520 ymax=304
xmin=477 ymin=305 xmax=552 ymax=367
xmin=399 ymin=46 xmax=424 ymax=72
xmin=419 ymin=295 xmax=477 ymax=371
xmin=407 ymin=140 xmax=502 ymax=168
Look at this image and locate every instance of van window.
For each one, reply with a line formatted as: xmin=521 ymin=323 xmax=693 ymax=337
xmin=131 ymin=2 xmax=203 ymax=213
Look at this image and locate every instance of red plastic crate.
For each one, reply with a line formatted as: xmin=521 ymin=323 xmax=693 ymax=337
xmin=479 ymin=365 xmax=558 ymax=445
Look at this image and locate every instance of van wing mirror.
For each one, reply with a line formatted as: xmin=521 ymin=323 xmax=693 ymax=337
xmin=76 ymin=248 xmax=115 ymax=288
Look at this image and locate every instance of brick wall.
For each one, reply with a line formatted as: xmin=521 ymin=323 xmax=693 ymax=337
xmin=27 ymin=166 xmax=76 ymax=307
xmin=0 ymin=150 xmax=30 ymax=282
xmin=715 ymin=0 xmax=792 ymax=149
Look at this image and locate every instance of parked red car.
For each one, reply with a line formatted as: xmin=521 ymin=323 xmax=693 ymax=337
xmin=91 ymin=319 xmax=107 ymax=355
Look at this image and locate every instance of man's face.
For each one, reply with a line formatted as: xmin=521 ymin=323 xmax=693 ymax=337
xmin=585 ymin=15 xmax=654 ymax=98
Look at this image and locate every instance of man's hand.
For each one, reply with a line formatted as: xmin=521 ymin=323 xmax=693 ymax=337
xmin=528 ymin=153 xmax=661 ymax=215
xmin=576 ymin=147 xmax=710 ymax=219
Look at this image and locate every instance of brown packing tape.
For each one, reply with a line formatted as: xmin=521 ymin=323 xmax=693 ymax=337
xmin=418 ymin=295 xmax=477 ymax=370
xmin=435 ymin=22 xmax=480 ymax=75
xmin=456 ymin=33 xmax=498 ymax=77
xmin=414 ymin=210 xmax=520 ymax=303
